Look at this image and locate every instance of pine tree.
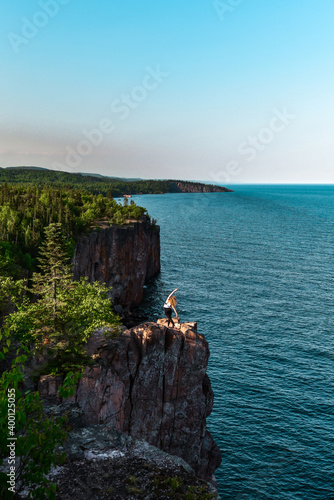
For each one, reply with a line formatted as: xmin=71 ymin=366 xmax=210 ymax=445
xmin=32 ymin=223 xmax=73 ymax=315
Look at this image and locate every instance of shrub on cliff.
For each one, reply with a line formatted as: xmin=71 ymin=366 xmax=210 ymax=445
xmin=0 ymin=277 xmax=25 ymax=321
xmin=0 ymin=338 xmax=68 ymax=499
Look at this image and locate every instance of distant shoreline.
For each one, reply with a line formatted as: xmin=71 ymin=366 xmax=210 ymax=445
xmin=0 ymin=167 xmax=233 ymax=196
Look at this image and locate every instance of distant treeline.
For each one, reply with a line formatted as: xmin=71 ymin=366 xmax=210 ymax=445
xmin=0 ymin=168 xmax=229 ymax=196
xmin=0 ymin=183 xmax=147 ymax=276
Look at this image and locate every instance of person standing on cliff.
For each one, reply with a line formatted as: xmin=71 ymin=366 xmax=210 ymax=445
xmin=164 ymin=288 xmax=179 ymax=327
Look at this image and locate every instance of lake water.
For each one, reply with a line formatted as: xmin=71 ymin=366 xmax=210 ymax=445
xmin=133 ymin=185 xmax=334 ymax=499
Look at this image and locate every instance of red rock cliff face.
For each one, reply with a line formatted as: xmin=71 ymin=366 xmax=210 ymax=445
xmin=72 ymin=219 xmax=160 ymax=308
xmin=40 ymin=322 xmax=222 ymax=481
xmin=169 ymin=181 xmax=233 ymax=193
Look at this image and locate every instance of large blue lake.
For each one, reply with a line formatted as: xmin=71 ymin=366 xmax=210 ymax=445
xmin=132 ymin=185 xmax=334 ymax=499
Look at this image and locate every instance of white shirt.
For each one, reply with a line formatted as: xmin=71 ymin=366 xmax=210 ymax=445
xmin=164 ymin=288 xmax=178 ymax=309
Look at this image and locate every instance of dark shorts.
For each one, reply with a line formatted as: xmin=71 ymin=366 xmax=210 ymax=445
xmin=164 ymin=307 xmax=172 ymax=319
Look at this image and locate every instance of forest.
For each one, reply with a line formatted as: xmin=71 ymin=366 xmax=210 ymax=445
xmin=0 ymin=167 xmax=226 ymax=196
xmin=0 ymin=168 xmax=172 ymax=195
xmin=0 ymin=183 xmax=148 ymax=276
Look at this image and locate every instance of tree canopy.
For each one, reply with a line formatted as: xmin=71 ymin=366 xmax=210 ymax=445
xmin=0 ymin=183 xmax=147 ymax=275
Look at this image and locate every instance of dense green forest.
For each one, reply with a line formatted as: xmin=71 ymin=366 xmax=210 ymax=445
xmin=0 ymin=168 xmax=172 ymax=196
xmin=0 ymin=183 xmax=147 ymax=275
xmin=0 ymin=167 xmax=228 ymax=196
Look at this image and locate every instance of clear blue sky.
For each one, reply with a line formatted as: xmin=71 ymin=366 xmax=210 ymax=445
xmin=1 ymin=0 xmax=334 ymax=183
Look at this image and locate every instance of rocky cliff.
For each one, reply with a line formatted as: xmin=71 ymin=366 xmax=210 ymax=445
xmin=39 ymin=321 xmax=221 ymax=482
xmin=72 ymin=218 xmax=160 ymax=308
xmin=169 ymin=181 xmax=233 ymax=193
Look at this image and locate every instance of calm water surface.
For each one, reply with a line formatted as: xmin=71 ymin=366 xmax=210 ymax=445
xmin=133 ymin=185 xmax=334 ymax=499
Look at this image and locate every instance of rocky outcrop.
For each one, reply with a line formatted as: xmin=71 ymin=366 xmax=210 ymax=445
xmin=39 ymin=322 xmax=221 ymax=481
xmin=169 ymin=181 xmax=233 ymax=193
xmin=72 ymin=218 xmax=160 ymax=308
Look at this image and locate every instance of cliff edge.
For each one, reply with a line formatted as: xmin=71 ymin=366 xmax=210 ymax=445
xmin=169 ymin=181 xmax=233 ymax=193
xmin=72 ymin=218 xmax=160 ymax=308
xmin=39 ymin=321 xmax=222 ymax=482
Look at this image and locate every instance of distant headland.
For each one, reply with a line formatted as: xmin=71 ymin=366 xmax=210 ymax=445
xmin=0 ymin=166 xmax=233 ymax=196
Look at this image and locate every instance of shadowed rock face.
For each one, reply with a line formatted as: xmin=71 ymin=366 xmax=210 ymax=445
xmin=48 ymin=424 xmax=219 ymax=499
xmin=39 ymin=322 xmax=221 ymax=481
xmin=72 ymin=219 xmax=160 ymax=308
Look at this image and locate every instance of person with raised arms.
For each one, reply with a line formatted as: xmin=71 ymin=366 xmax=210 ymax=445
xmin=164 ymin=288 xmax=179 ymax=327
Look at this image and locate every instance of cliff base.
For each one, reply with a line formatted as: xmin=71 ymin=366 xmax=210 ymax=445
xmin=43 ymin=418 xmax=219 ymax=499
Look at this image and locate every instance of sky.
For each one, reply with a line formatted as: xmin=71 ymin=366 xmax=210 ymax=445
xmin=1 ymin=0 xmax=334 ymax=183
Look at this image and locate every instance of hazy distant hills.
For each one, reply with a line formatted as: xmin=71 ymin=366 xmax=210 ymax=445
xmin=4 ymin=166 xmax=142 ymax=182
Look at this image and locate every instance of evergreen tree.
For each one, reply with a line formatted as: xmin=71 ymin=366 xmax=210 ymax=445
xmin=32 ymin=223 xmax=73 ymax=315
xmin=6 ymin=223 xmax=121 ymax=372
